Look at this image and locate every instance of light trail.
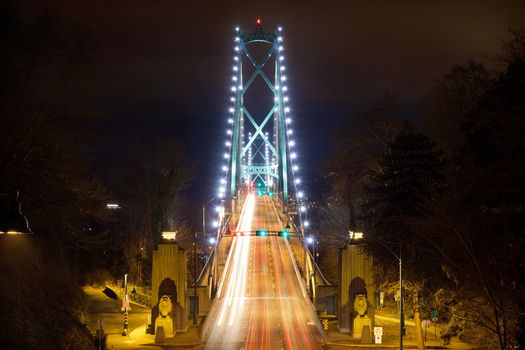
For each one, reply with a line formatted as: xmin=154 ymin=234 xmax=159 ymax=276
xmin=216 ymin=194 xmax=254 ymax=327
xmin=205 ymin=194 xmax=324 ymax=349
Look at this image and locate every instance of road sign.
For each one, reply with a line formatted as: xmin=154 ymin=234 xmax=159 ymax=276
xmin=374 ymin=327 xmax=383 ymax=344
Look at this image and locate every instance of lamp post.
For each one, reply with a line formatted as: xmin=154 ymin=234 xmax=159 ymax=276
xmin=350 ymin=231 xmax=403 ymax=350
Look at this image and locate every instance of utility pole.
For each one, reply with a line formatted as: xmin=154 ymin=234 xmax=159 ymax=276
xmin=193 ymin=230 xmax=198 ymax=325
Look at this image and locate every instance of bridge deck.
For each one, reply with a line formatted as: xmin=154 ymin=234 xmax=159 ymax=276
xmin=204 ymin=194 xmax=324 ymax=349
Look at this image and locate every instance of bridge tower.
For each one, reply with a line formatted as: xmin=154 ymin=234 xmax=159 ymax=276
xmin=217 ymin=20 xmax=304 ymax=212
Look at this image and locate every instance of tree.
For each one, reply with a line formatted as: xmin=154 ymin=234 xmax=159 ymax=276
xmin=112 ymin=138 xmax=193 ymax=284
xmin=363 ymin=122 xmax=445 ymax=350
xmin=414 ymin=57 xmax=525 ymax=350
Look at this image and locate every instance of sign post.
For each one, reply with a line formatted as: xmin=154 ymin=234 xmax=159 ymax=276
xmin=122 ymin=273 xmax=129 ymax=336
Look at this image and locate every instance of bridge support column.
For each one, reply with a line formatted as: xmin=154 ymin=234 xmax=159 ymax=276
xmin=150 ymin=241 xmax=188 ymax=335
xmin=339 ymin=244 xmax=375 ymax=340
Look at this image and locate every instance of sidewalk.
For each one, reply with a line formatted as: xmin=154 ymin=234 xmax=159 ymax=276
xmin=105 ymin=325 xmax=202 ymax=349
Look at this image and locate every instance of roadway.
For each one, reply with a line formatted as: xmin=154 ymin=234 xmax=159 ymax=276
xmin=204 ymin=193 xmax=324 ymax=350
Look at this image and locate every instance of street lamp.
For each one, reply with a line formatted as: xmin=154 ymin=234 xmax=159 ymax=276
xmin=349 ymin=231 xmax=404 ymax=350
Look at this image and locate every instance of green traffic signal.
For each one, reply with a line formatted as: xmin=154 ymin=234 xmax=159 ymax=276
xmin=256 ymin=230 xmax=268 ymax=236
xmin=278 ymin=230 xmax=289 ymax=237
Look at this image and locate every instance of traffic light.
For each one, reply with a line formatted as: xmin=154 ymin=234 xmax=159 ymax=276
xmin=278 ymin=230 xmax=289 ymax=238
xmin=256 ymin=230 xmax=268 ymax=236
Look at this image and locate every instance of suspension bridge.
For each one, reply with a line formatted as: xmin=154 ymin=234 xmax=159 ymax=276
xmin=196 ymin=20 xmax=330 ymax=349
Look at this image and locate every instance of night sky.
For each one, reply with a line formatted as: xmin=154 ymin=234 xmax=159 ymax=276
xmin=19 ymin=0 xmax=525 ymax=202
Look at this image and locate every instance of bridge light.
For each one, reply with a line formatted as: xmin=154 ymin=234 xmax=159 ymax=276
xmin=275 ymin=84 xmax=279 ymax=90
xmin=295 ymin=178 xmax=301 ymax=184
xmin=227 ymin=129 xmax=232 ymax=135
xmin=284 ymin=96 xmax=289 ymax=102
xmin=291 ymin=152 xmax=297 ymax=159
xmin=279 ymin=46 xmax=283 ymax=51
xmin=235 ymin=26 xmax=240 ymax=31
xmin=293 ymin=165 xmax=299 ymax=171
xmin=209 ymin=237 xmax=216 ymax=245
xmin=234 ymin=46 xmax=239 ymax=51
xmin=298 ymin=191 xmax=304 ymax=198
xmin=233 ymin=66 xmax=238 ymax=71
xmin=231 ymin=86 xmax=237 ymax=92
xmin=284 ymin=106 xmax=290 ymax=113
xmin=281 ymin=75 xmax=287 ymax=81
xmin=232 ymin=76 xmax=237 ymax=81
xmin=300 ymin=205 xmax=306 ymax=212
xmin=286 ymin=117 xmax=292 ymax=124
xmin=304 ymin=220 xmax=310 ymax=227
xmin=220 ymin=178 xmax=226 ymax=184
xmin=234 ymin=56 xmax=238 ymax=61
xmin=212 ymin=220 xmax=219 ymax=228
xmin=280 ymin=66 xmax=285 ymax=71
xmin=218 ymin=192 xmax=225 ymax=198
xmin=229 ymin=107 xmax=234 ymax=113
xmin=279 ymin=56 xmax=284 ymax=61
xmin=222 ymin=165 xmax=228 ymax=171
xmin=230 ymin=96 xmax=235 ymax=101
xmin=282 ymin=86 xmax=288 ymax=91
xmin=225 ymin=141 xmax=231 ymax=146
xmin=215 ymin=206 xmax=221 ymax=213
xmin=306 ymin=236 xmax=314 ymax=244
xmin=288 ymin=140 xmax=295 ymax=146
xmin=278 ymin=26 xmax=282 ymax=31
xmin=238 ymin=84 xmax=243 ymax=89
xmin=287 ymin=129 xmax=293 ymax=135
xmin=223 ymin=153 xmax=229 ymax=159
xmin=256 ymin=18 xmax=262 ymax=25
xmin=234 ymin=37 xmax=240 ymax=42
xmin=278 ymin=36 xmax=283 ymax=42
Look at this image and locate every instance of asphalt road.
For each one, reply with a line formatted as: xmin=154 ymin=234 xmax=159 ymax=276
xmin=204 ymin=194 xmax=324 ymax=350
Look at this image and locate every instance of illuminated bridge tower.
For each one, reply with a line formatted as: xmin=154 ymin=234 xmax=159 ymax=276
xmin=218 ymin=20 xmax=305 ymax=211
